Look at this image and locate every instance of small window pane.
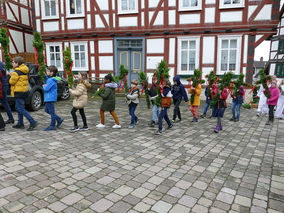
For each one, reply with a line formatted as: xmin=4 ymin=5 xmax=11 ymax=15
xmin=122 ymin=0 xmax=127 ymax=10
xmin=224 ymin=0 xmax=231 ymax=4
xmin=229 ymin=50 xmax=236 ymax=70
xmin=74 ymin=45 xmax=79 ymax=51
xmin=230 ymin=40 xmax=237 ymax=48
xmin=191 ymin=0 xmax=198 ymax=6
xmin=76 ymin=0 xmax=82 ymax=14
xmin=80 ymin=53 xmax=85 ymax=67
xmin=70 ymin=0 xmax=75 ymax=14
xmin=222 ymin=40 xmax=228 ymax=48
xmin=51 ymin=0 xmax=56 ymax=16
xmin=232 ymin=0 xmax=240 ymax=4
xmin=129 ymin=0 xmax=135 ymax=10
xmin=181 ymin=51 xmax=188 ymax=71
xmin=189 ymin=41 xmax=196 ymax=49
xmin=221 ymin=50 xmax=228 ymax=71
xmin=50 ymin=46 xmax=54 ymax=52
xmin=45 ymin=1 xmax=50 ymax=16
xmin=181 ymin=41 xmax=188 ymax=49
xmin=55 ymin=46 xmax=60 ymax=52
xmin=80 ymin=45 xmax=85 ymax=51
xmin=183 ymin=0 xmax=189 ymax=7
xmin=189 ymin=50 xmax=195 ymax=70
xmin=56 ymin=53 xmax=60 ymax=60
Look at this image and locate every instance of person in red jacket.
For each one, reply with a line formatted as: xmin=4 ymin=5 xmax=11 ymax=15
xmin=0 ymin=70 xmax=5 ymax=131
xmin=266 ymin=81 xmax=280 ymax=125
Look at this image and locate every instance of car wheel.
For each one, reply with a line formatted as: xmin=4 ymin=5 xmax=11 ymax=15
xmin=61 ymin=87 xmax=70 ymax=100
xmin=30 ymin=91 xmax=42 ymax=111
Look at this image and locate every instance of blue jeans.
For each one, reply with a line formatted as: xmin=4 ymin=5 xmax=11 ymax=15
xmin=45 ymin=102 xmax=62 ymax=127
xmin=232 ymin=101 xmax=242 ymax=120
xmin=158 ymin=107 xmax=172 ymax=132
xmin=129 ymin=103 xmax=138 ymax=125
xmin=203 ymin=101 xmax=211 ymax=115
xmin=15 ymin=98 xmax=35 ymax=125
xmin=0 ymin=89 xmax=14 ymax=121
xmin=152 ymin=104 xmax=159 ymax=122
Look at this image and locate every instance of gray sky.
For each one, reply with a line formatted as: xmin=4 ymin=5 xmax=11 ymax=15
xmin=254 ymin=0 xmax=284 ymax=61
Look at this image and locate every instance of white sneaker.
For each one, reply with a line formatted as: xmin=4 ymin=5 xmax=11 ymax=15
xmin=96 ymin=123 xmax=105 ymax=128
xmin=112 ymin=124 xmax=121 ymax=129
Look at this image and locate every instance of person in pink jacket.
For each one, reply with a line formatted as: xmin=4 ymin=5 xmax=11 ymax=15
xmin=266 ymin=81 xmax=280 ymax=125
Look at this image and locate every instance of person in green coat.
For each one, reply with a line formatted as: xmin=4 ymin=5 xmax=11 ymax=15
xmin=96 ymin=74 xmax=121 ymax=129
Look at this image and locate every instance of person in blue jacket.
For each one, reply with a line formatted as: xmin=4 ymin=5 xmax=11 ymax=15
xmin=0 ymin=61 xmax=14 ymax=124
xmin=43 ymin=66 xmax=63 ymax=131
xmin=171 ymin=75 xmax=188 ymax=123
xmin=201 ymin=85 xmax=212 ymax=118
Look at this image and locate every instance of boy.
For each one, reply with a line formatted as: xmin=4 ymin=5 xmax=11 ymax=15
xmin=43 ymin=66 xmax=63 ymax=131
xmin=9 ymin=56 xmax=37 ymax=131
xmin=156 ymin=80 xmax=173 ymax=135
xmin=172 ymin=75 xmax=188 ymax=123
xmin=148 ymin=77 xmax=159 ymax=127
xmin=127 ymin=79 xmax=139 ymax=128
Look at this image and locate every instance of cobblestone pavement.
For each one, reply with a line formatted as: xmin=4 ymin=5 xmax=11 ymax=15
xmin=0 ymin=98 xmax=283 ymax=213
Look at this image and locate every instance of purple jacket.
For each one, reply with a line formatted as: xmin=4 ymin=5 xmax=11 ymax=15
xmin=267 ymin=86 xmax=280 ymax=106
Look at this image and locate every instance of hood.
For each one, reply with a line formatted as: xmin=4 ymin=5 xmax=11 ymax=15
xmin=53 ymin=76 xmax=62 ymax=81
xmin=173 ymin=76 xmax=181 ymax=85
xmin=15 ymin=64 xmax=29 ymax=74
xmin=82 ymin=80 xmax=91 ymax=89
xmin=47 ymin=77 xmax=58 ymax=83
xmin=0 ymin=62 xmax=4 ymax=72
xmin=105 ymin=82 xmax=118 ymax=89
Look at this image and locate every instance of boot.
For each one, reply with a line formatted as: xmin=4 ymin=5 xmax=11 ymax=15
xmin=219 ymin=125 xmax=222 ymax=130
xmin=214 ymin=126 xmax=220 ymax=133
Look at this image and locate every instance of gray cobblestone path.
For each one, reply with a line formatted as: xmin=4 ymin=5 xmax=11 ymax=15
xmin=0 ymin=98 xmax=283 ymax=213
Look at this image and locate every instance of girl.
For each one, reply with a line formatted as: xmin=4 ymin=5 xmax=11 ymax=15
xmin=96 ymin=74 xmax=121 ymax=129
xmin=189 ymin=82 xmax=202 ymax=122
xmin=212 ymin=85 xmax=228 ymax=133
xmin=275 ymin=80 xmax=284 ymax=120
xmin=126 ymin=79 xmax=139 ymax=129
xmin=69 ymin=72 xmax=91 ymax=132
xmin=266 ymin=81 xmax=280 ymax=125
xmin=230 ymin=86 xmax=244 ymax=122
xmin=156 ymin=80 xmax=173 ymax=135
xmin=257 ymin=84 xmax=269 ymax=117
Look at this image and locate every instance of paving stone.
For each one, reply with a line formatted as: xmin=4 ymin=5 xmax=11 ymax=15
xmin=48 ymin=201 xmax=67 ymax=212
xmin=134 ymin=202 xmax=151 ymax=212
xmin=90 ymin=198 xmax=113 ymax=212
xmin=109 ymin=201 xmax=132 ymax=213
xmin=60 ymin=192 xmax=84 ymax=205
xmin=151 ymin=200 xmax=172 ymax=213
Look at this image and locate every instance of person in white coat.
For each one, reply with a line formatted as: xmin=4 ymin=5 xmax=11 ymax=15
xmin=257 ymin=84 xmax=269 ymax=116
xmin=275 ymin=79 xmax=284 ymax=119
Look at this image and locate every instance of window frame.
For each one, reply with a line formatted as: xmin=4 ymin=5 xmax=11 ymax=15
xmin=275 ymin=63 xmax=284 ymax=78
xmin=70 ymin=42 xmax=89 ymax=71
xmin=118 ymin=0 xmax=138 ymax=14
xmin=45 ymin=43 xmax=63 ymax=71
xmin=217 ymin=35 xmax=242 ymax=75
xmin=219 ymin=0 xmax=245 ymax=9
xmin=278 ymin=39 xmax=284 ymax=54
xmin=41 ymin=0 xmax=59 ymax=20
xmin=177 ymin=37 xmax=200 ymax=75
xmin=66 ymin=0 xmax=85 ymax=18
xmin=179 ymin=0 xmax=202 ymax=11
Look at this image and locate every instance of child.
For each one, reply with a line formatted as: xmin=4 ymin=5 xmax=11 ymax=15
xmin=190 ymin=83 xmax=202 ymax=122
xmin=275 ymin=79 xmax=284 ymax=120
xmin=266 ymin=81 xmax=280 ymax=125
xmin=0 ymin=70 xmax=5 ymax=131
xmin=257 ymin=84 xmax=269 ymax=116
xmin=9 ymin=57 xmax=37 ymax=131
xmin=127 ymin=79 xmax=139 ymax=128
xmin=156 ymin=80 xmax=173 ymax=135
xmin=69 ymin=72 xmax=91 ymax=132
xmin=43 ymin=66 xmax=64 ymax=131
xmin=0 ymin=62 xmax=14 ymax=124
xmin=148 ymin=77 xmax=159 ymax=127
xmin=230 ymin=86 xmax=244 ymax=122
xmin=200 ymin=85 xmax=212 ymax=118
xmin=172 ymin=75 xmax=188 ymax=123
xmin=212 ymin=85 xmax=228 ymax=133
xmin=96 ymin=74 xmax=121 ymax=129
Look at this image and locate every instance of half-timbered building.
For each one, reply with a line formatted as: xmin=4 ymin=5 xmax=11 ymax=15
xmin=33 ymin=0 xmax=280 ymax=84
xmin=268 ymin=4 xmax=284 ymax=79
xmin=0 ymin=0 xmax=35 ymax=61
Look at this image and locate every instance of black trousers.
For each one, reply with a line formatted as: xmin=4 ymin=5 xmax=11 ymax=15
xmin=173 ymin=99 xmax=182 ymax=120
xmin=268 ymin=105 xmax=275 ymax=122
xmin=71 ymin=107 xmax=87 ymax=127
xmin=0 ymin=113 xmax=5 ymax=129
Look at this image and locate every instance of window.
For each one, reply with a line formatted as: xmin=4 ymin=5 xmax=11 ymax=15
xmin=71 ymin=42 xmax=88 ymax=71
xmin=46 ymin=43 xmax=62 ymax=70
xmin=179 ymin=0 xmax=202 ymax=11
xmin=42 ymin=0 xmax=58 ymax=19
xmin=219 ymin=0 xmax=244 ymax=9
xmin=275 ymin=63 xmax=284 ymax=77
xmin=278 ymin=39 xmax=284 ymax=54
xmin=178 ymin=37 xmax=200 ymax=73
xmin=118 ymin=0 xmax=138 ymax=14
xmin=67 ymin=0 xmax=84 ymax=16
xmin=217 ymin=36 xmax=241 ymax=74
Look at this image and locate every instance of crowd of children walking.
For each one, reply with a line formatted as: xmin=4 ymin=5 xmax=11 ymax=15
xmin=1 ymin=57 xmax=283 ymax=134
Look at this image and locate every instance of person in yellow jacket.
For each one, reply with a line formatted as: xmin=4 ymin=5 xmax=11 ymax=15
xmin=9 ymin=56 xmax=37 ymax=131
xmin=189 ymin=83 xmax=202 ymax=122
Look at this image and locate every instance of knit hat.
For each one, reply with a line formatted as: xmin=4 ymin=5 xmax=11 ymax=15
xmin=0 ymin=62 xmax=5 ymax=71
xmin=131 ymin=79 xmax=139 ymax=85
xmin=104 ymin=74 xmax=113 ymax=82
